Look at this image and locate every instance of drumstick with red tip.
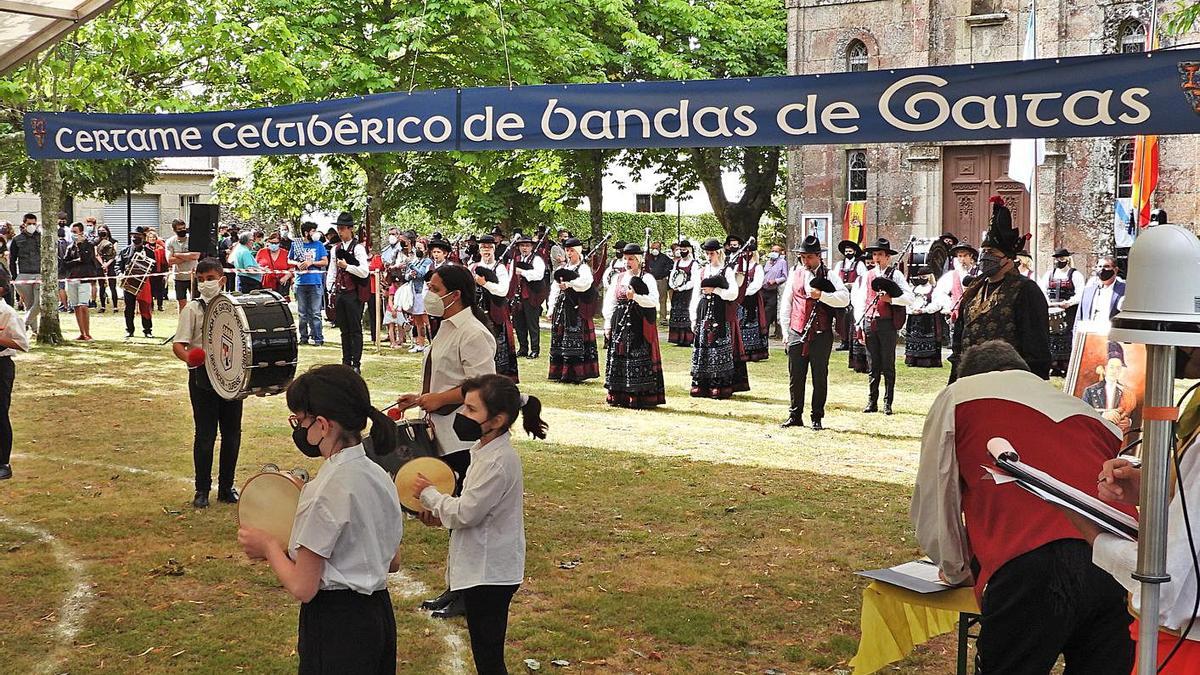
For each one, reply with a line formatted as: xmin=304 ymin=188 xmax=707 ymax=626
xmin=186 ymin=348 xmax=206 ymax=369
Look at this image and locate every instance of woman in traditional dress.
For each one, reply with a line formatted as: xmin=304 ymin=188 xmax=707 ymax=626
xmin=904 ymin=273 xmax=943 ymax=368
xmin=730 ymin=237 xmax=769 ymax=363
xmin=547 ymin=237 xmax=600 ymax=383
xmin=667 ymin=239 xmax=698 ymax=346
xmin=469 ymin=234 xmax=519 ymax=383
xmin=688 ymin=238 xmax=744 ymax=399
xmin=602 ymin=243 xmax=665 ymax=408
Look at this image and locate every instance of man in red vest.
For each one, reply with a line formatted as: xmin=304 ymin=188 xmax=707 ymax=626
xmin=778 ymin=235 xmax=848 ymax=430
xmin=851 ymin=238 xmax=914 ymax=415
xmin=912 ymin=339 xmax=1135 ymax=673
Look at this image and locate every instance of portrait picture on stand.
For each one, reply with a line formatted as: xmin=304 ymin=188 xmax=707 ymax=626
xmin=1064 ymin=320 xmax=1147 ymax=442
xmin=801 ymin=213 xmax=833 ymax=263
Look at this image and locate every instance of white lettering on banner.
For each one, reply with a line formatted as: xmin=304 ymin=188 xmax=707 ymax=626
xmin=580 ymin=110 xmax=614 ymax=140
xmin=259 ymin=118 xmax=280 ymax=148
xmin=778 ymin=95 xmax=860 ymax=135
xmin=496 ymin=112 xmax=524 ymax=141
xmin=542 ymin=98 xmax=578 ymax=141
xmin=56 ymin=127 xmax=74 ymax=152
xmin=950 ymin=95 xmax=1001 ymax=130
xmin=334 ymin=113 xmax=357 ymax=145
xmin=1119 ymin=88 xmax=1151 ymax=124
xmin=398 ymin=116 xmax=422 ymax=143
xmin=654 ymin=99 xmax=689 ymax=138
xmin=362 ymin=117 xmax=386 ymax=144
xmin=1063 ymin=90 xmax=1116 ymax=126
xmin=75 ymin=130 xmax=91 ymax=152
xmin=128 ymin=129 xmax=150 ymax=152
xmin=693 ymin=106 xmax=730 ymax=138
xmin=821 ymin=101 xmax=860 ymax=134
xmin=732 ymin=105 xmax=757 ymax=136
xmin=879 ymin=75 xmax=951 ymax=132
xmin=213 ymin=122 xmax=238 ymax=149
xmin=237 ymin=123 xmax=261 ymax=148
xmin=180 ymin=127 xmax=203 ymax=150
xmin=1022 ymin=92 xmax=1062 ymax=127
xmin=616 ymin=109 xmax=651 ymax=139
xmin=465 ymin=107 xmax=494 ymax=142
xmin=307 ymin=115 xmax=333 ymax=146
xmin=424 ymin=116 xmax=452 ymax=143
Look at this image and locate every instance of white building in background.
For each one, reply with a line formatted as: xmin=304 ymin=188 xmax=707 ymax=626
xmin=0 ymin=156 xmax=242 ymax=241
xmin=579 ymin=163 xmax=745 ymax=217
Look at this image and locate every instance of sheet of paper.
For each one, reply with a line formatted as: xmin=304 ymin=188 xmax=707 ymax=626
xmin=889 ymin=560 xmax=948 ymax=585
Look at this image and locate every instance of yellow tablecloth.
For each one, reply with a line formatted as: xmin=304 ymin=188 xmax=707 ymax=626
xmin=849 ymin=581 xmax=981 ymax=675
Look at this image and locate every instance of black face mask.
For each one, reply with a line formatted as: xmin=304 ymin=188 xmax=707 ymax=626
xmin=977 ymin=252 xmax=1004 ymax=279
xmin=1099 ymin=268 xmax=1116 ymax=282
xmin=1055 ymin=259 xmax=1068 ymax=269
xmin=176 ymin=229 xmax=188 ymax=237
xmin=292 ymin=422 xmax=324 ymax=458
xmin=452 ymin=413 xmax=484 ymax=442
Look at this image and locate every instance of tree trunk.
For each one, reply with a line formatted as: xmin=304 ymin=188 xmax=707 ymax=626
xmin=36 ymin=159 xmax=63 ymax=345
xmin=690 ymin=147 xmax=781 ymax=245
xmin=364 ymin=166 xmax=385 ymax=254
xmin=587 ymin=149 xmax=604 ymax=243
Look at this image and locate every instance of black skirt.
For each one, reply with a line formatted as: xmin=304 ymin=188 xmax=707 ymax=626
xmin=298 ymin=589 xmax=396 ymax=674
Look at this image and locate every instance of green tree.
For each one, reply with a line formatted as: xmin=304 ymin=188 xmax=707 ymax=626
xmin=213 ymin=156 xmax=332 ymax=229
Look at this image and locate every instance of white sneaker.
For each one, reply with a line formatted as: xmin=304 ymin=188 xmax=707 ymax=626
xmin=408 ymin=345 xmax=421 ymax=353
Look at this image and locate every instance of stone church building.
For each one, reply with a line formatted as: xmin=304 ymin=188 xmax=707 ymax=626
xmin=784 ymin=0 xmax=1200 ymax=272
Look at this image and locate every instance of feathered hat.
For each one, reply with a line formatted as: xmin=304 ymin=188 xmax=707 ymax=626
xmin=981 ymin=196 xmax=1028 ymax=259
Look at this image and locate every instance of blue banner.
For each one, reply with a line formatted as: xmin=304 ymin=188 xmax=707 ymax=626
xmin=24 ymin=48 xmax=1200 ymax=159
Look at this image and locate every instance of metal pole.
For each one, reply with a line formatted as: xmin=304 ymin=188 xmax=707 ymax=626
xmin=1134 ymin=342 xmax=1176 ymax=674
xmin=126 ymin=162 xmax=133 ymax=243
xmin=676 ymin=196 xmax=682 ymax=243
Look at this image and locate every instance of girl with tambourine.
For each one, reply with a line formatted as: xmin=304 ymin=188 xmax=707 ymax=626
xmin=411 ymin=373 xmax=546 ymax=675
xmin=238 ymin=364 xmax=403 ymax=675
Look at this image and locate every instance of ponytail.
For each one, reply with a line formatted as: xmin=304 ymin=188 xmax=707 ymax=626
xmin=519 ymin=394 xmax=548 ymax=440
xmin=366 ymin=406 xmax=399 ymax=457
xmin=287 ymin=364 xmax=397 ymax=454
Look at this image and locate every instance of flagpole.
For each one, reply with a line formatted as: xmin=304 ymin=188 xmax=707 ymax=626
xmin=1030 ymin=0 xmax=1039 ymax=272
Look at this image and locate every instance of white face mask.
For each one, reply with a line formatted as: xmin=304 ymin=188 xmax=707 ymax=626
xmin=309 ymin=231 xmax=320 ymax=242
xmin=650 ymin=248 xmax=660 ymax=255
xmin=768 ymin=252 xmax=780 ymax=260
xmin=388 ymin=235 xmax=398 ymax=246
xmin=198 ymin=279 xmax=222 ymax=301
xmin=423 ymin=289 xmax=454 ymax=317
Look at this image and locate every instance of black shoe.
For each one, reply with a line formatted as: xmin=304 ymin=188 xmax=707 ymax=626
xmin=884 ymin=405 xmax=893 ymax=416
xmin=217 ymin=486 xmax=239 ymax=504
xmin=811 ymin=419 xmax=824 ymax=431
xmin=780 ymin=417 xmax=804 ymax=428
xmin=192 ymin=491 xmax=209 ymax=508
xmin=421 ymin=588 xmax=456 ymax=611
xmin=863 ymin=403 xmax=878 ymax=413
xmin=0 ymin=464 xmax=11 ymax=480
xmin=528 ymin=351 xmax=539 ymax=359
xmin=431 ymin=593 xmax=466 ymax=619
xmin=516 ymin=349 xmax=528 ymax=358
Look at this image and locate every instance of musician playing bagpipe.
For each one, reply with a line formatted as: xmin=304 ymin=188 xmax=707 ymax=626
xmin=727 ymin=234 xmax=770 ymax=363
xmin=173 ymin=258 xmax=244 ymax=509
xmin=470 ymin=235 xmax=520 ymax=383
xmin=546 ymin=237 xmax=601 ymax=383
xmin=779 ymin=236 xmax=849 ymax=430
xmin=667 ymin=239 xmax=698 ymax=346
xmin=835 ymin=240 xmax=869 ymax=369
xmin=509 ymin=235 xmax=548 ymax=360
xmin=688 ymin=238 xmax=746 ymax=399
xmin=852 ymin=238 xmax=915 ymax=415
xmin=602 ymin=244 xmax=665 ymax=409
xmin=948 ymin=196 xmax=1050 ymax=383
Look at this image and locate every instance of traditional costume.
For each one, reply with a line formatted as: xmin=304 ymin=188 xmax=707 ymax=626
xmin=729 ymin=235 xmax=769 ymax=362
xmin=667 ymin=241 xmax=698 ymax=346
xmin=904 ymin=277 xmax=943 ymax=368
xmin=689 ymin=239 xmax=746 ymax=399
xmin=470 ymin=235 xmax=519 ymax=383
xmin=852 ymin=238 xmax=914 ymax=414
xmin=949 ymin=197 xmax=1051 ymax=382
xmin=547 ymin=238 xmax=600 ymax=383
xmin=1038 ymin=248 xmax=1085 ymax=377
xmin=509 ymin=236 xmax=548 ymax=359
xmin=602 ymin=244 xmax=665 ymax=408
xmin=834 ymin=240 xmax=864 ymax=353
xmin=779 ymin=236 xmax=850 ymax=430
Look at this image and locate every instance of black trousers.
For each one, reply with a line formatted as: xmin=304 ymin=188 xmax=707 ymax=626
xmin=976 ymin=539 xmax=1134 ymax=674
xmin=787 ymin=331 xmax=834 ymax=421
xmin=123 ymin=291 xmax=152 ymax=335
xmin=335 ymin=293 xmax=365 ymax=368
xmin=463 ymin=584 xmax=519 ymax=675
xmin=299 ymin=589 xmax=396 ymax=675
xmin=864 ymin=322 xmax=897 ymax=405
xmin=761 ymin=288 xmax=780 ymax=337
xmin=512 ymin=301 xmax=541 ymax=354
xmin=0 ymin=357 xmax=13 ymax=465
xmin=98 ymin=275 xmax=118 ymax=308
xmin=366 ymin=292 xmax=378 ymax=343
xmin=189 ymin=372 xmax=243 ymax=493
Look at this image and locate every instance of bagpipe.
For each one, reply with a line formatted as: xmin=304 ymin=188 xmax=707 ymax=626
xmin=796 ymin=264 xmax=836 ymax=353
xmin=857 ymin=236 xmax=916 ymax=339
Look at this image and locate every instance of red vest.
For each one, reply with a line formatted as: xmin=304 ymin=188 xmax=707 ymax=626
xmin=788 ymin=265 xmax=833 ymax=336
xmin=866 ymin=269 xmax=905 ymax=328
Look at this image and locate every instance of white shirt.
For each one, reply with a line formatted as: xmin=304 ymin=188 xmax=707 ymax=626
xmin=422 ymin=309 xmax=497 ymax=455
xmin=669 ymin=258 xmax=698 ymax=291
xmin=288 ymin=445 xmax=404 ymax=594
xmin=1038 ymin=267 xmax=1086 ymax=307
xmin=851 ymin=267 xmax=915 ymax=323
xmin=420 ymin=432 xmax=525 ymax=591
xmin=777 ymin=263 xmax=850 ymax=331
xmin=688 ymin=263 xmax=739 ymax=327
xmin=1090 ymin=281 xmax=1122 ymax=321
xmin=931 ymin=267 xmax=969 ymax=315
xmin=1094 ymin=438 xmax=1200 ymax=639
xmin=470 ymin=258 xmax=512 ymax=299
xmin=742 ymin=262 xmax=765 ymax=296
xmin=547 ymin=261 xmax=593 ymax=318
xmin=325 ymin=240 xmax=370 ymax=289
xmin=0 ymin=299 xmax=29 ymax=357
xmin=174 ymin=299 xmax=205 ymax=348
xmin=602 ymin=270 xmax=659 ymax=331
xmin=515 ymin=254 xmax=546 ymax=282
xmin=602 ymin=258 xmax=626 ymax=288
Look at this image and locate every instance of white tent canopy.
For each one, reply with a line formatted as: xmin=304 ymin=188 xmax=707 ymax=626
xmin=0 ymin=0 xmax=121 ymax=76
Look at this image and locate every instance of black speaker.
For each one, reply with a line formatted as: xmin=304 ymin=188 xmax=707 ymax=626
xmin=188 ymin=204 xmax=220 ymax=259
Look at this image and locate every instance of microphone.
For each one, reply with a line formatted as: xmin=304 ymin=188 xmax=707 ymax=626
xmin=986 ymin=437 xmax=1019 ymax=463
xmin=186 ymin=348 xmax=206 ymax=369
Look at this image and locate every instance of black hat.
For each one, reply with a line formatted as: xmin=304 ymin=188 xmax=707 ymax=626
xmin=427 ymin=238 xmax=451 ymax=252
xmin=614 ymin=240 xmax=628 ymax=252
xmin=335 ymin=211 xmax=355 ymax=228
xmin=725 ymin=234 xmax=744 ymax=247
xmin=837 ymin=239 xmax=863 ymax=256
xmin=1107 ymin=341 xmax=1126 ymax=365
xmin=676 ymin=238 xmax=693 ymax=249
xmin=950 ymin=242 xmax=978 ymax=258
xmin=793 ymin=235 xmax=824 ymax=254
xmin=981 ymin=196 xmax=1026 ymax=258
xmin=939 ymin=232 xmax=959 ymax=244
xmin=478 ymin=234 xmax=497 ymax=245
xmin=864 ymin=237 xmax=898 ymax=256
xmin=491 ymin=226 xmax=503 ymax=236
xmin=622 ymin=243 xmax=644 ymax=255
xmin=1052 ymin=248 xmax=1073 ymax=258
xmin=514 ymin=234 xmax=534 ymax=245
xmin=701 ymin=238 xmax=723 ymax=252
xmin=563 ymin=236 xmax=582 ymax=248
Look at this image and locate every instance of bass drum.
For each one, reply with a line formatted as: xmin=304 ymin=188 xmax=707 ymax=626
xmin=204 ymin=290 xmax=298 ymax=401
xmin=906 ymin=238 xmax=936 ymax=280
xmin=1048 ymin=307 xmax=1068 ymax=335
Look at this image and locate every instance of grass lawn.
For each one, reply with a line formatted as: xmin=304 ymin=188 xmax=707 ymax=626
xmin=0 ymin=308 xmax=972 ymax=674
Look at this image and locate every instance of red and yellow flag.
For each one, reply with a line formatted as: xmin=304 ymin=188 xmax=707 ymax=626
xmin=1130 ymin=29 xmax=1161 ymax=229
xmin=843 ymin=201 xmax=867 ymax=246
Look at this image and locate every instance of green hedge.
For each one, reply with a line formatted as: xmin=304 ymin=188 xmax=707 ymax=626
xmin=553 ymin=210 xmax=724 ymax=247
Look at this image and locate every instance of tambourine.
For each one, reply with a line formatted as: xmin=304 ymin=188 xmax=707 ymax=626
xmin=394 ymin=456 xmax=455 ymax=515
xmin=237 ymin=465 xmax=309 ymax=549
